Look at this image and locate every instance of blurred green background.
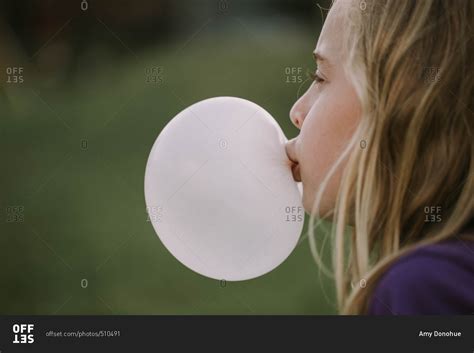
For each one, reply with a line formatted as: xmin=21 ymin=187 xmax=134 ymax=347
xmin=0 ymin=0 xmax=337 ymax=314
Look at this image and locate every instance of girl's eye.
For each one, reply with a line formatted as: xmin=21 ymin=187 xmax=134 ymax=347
xmin=307 ymin=69 xmax=325 ymax=84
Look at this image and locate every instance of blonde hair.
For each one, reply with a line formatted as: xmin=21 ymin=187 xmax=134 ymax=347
xmin=308 ymin=0 xmax=474 ymax=314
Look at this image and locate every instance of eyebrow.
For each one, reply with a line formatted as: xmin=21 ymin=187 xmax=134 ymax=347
xmin=313 ymin=51 xmax=331 ymax=66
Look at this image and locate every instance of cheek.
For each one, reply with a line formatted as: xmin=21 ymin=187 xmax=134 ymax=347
xmin=299 ymin=86 xmax=360 ymax=201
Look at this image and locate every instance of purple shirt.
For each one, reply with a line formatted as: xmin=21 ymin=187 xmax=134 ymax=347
xmin=368 ymin=220 xmax=474 ymax=315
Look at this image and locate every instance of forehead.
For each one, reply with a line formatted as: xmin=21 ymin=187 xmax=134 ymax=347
xmin=315 ymin=0 xmax=347 ymax=62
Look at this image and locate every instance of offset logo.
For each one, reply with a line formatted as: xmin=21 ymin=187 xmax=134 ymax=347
xmin=12 ymin=324 xmax=34 ymax=344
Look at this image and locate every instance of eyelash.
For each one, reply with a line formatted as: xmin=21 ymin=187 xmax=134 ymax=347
xmin=307 ymin=69 xmax=325 ymax=84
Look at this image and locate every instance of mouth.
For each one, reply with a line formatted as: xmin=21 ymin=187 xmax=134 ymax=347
xmin=291 ymin=162 xmax=302 ymax=182
xmin=285 ymin=138 xmax=302 ymax=182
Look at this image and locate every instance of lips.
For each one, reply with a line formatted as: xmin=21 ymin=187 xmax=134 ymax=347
xmin=285 ymin=138 xmax=302 ymax=182
xmin=291 ymin=163 xmax=302 ymax=182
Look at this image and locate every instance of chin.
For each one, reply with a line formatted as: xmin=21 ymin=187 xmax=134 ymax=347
xmin=302 ymin=193 xmax=333 ymax=220
xmin=302 ymin=193 xmax=315 ymax=216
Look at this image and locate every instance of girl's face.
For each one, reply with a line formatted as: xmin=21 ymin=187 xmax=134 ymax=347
xmin=285 ymin=0 xmax=361 ymax=215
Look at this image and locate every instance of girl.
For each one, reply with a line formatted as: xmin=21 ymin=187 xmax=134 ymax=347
xmin=285 ymin=0 xmax=474 ymax=314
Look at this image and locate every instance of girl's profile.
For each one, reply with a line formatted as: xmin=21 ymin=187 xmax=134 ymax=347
xmin=285 ymin=0 xmax=474 ymax=314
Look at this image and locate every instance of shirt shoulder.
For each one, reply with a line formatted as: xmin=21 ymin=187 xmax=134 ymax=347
xmin=367 ymin=237 xmax=474 ymax=315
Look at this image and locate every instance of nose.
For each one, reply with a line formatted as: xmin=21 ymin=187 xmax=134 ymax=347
xmin=289 ymin=92 xmax=310 ymax=129
xmin=290 ymin=107 xmax=304 ymax=129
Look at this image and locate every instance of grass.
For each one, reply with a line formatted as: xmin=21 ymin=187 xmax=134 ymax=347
xmin=0 ymin=21 xmax=337 ymax=314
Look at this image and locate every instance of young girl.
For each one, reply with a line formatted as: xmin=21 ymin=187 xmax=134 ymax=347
xmin=285 ymin=0 xmax=474 ymax=314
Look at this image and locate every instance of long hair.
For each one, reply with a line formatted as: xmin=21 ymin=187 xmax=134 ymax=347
xmin=308 ymin=0 xmax=474 ymax=314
